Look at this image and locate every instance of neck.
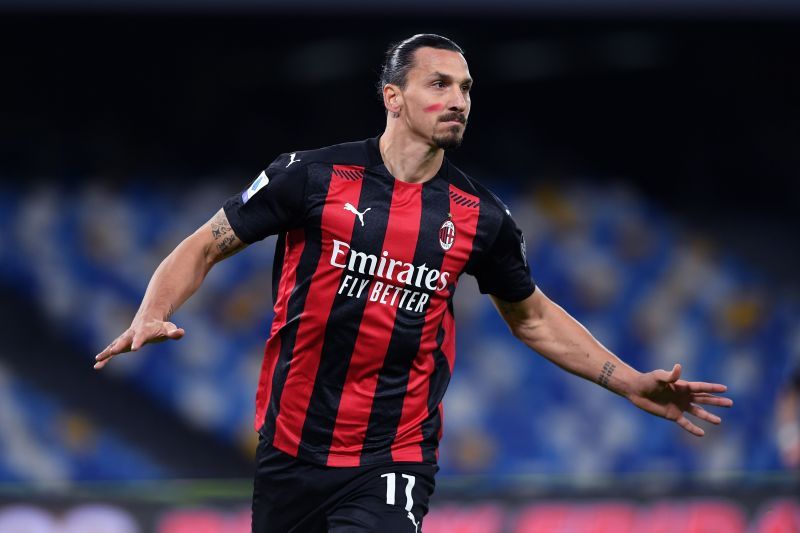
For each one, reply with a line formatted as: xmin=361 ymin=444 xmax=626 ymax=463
xmin=379 ymin=121 xmax=444 ymax=184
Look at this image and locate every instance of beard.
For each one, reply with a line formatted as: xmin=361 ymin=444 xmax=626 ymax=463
xmin=432 ymin=114 xmax=467 ymax=150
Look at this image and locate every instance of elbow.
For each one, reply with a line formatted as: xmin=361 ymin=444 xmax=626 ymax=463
xmin=183 ymin=227 xmax=217 ymax=269
xmin=510 ymin=328 xmax=528 ymax=345
xmin=173 ymin=230 xmax=216 ymax=274
xmin=509 ymin=318 xmax=539 ymax=345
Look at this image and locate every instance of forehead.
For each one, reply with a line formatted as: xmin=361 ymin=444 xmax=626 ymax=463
xmin=408 ymin=47 xmax=470 ymax=80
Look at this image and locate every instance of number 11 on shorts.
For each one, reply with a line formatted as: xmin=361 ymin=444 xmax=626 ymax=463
xmin=380 ymin=472 xmax=416 ymax=510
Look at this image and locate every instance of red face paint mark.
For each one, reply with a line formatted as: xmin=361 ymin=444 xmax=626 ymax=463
xmin=424 ymin=103 xmax=444 ymax=113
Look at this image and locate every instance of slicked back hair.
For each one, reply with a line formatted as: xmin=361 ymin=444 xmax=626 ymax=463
xmin=377 ymin=34 xmax=465 ymax=104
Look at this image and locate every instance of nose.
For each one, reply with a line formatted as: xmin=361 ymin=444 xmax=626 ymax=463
xmin=448 ymin=86 xmax=467 ymax=112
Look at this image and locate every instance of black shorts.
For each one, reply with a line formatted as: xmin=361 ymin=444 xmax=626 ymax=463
xmin=251 ymin=436 xmax=438 ymax=533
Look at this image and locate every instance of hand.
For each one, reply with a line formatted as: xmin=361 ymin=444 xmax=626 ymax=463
xmin=94 ymin=318 xmax=185 ymax=370
xmin=626 ymin=363 xmax=733 ymax=436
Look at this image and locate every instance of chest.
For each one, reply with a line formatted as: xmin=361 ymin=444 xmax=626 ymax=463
xmin=306 ymin=166 xmax=482 ymax=288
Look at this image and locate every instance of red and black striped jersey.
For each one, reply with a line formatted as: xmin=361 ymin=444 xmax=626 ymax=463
xmin=223 ymin=136 xmax=535 ymax=467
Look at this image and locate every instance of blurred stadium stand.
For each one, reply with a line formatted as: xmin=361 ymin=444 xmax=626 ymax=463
xmin=0 ymin=363 xmax=163 ymax=484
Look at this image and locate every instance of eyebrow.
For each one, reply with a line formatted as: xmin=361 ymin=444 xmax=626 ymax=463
xmin=429 ymin=71 xmax=473 ymax=85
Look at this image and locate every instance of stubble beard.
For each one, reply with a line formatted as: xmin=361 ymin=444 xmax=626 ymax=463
xmin=432 ymin=124 xmax=466 ymax=151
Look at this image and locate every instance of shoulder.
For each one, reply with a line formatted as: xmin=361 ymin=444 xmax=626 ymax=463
xmin=444 ymin=160 xmax=512 ymax=218
xmin=269 ymin=138 xmax=375 ymax=172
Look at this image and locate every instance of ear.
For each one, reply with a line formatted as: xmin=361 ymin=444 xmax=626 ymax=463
xmin=383 ymin=84 xmax=403 ymax=117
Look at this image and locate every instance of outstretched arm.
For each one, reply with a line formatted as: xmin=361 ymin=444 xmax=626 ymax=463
xmin=94 ymin=209 xmax=246 ymax=369
xmin=492 ymin=288 xmax=733 ymax=436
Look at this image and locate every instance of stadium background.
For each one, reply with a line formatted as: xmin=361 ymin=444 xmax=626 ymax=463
xmin=0 ymin=1 xmax=798 ymax=531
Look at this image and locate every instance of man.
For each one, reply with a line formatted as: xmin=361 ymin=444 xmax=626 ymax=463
xmin=95 ymin=34 xmax=733 ymax=532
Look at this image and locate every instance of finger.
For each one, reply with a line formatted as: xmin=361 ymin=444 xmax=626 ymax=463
xmin=94 ymin=340 xmax=126 ymax=369
xmin=95 ymin=331 xmax=133 ymax=361
xmin=691 ymin=393 xmax=734 ymax=408
xmin=676 ymin=414 xmax=705 ymax=437
xmin=688 ymin=404 xmax=721 ymax=425
xmin=131 ymin=333 xmax=144 ymax=351
xmin=95 ymin=344 xmax=114 ymax=361
xmin=676 ymin=380 xmax=728 ymax=394
xmin=131 ymin=328 xmax=161 ymax=351
xmin=131 ymin=329 xmax=158 ymax=351
xmin=95 ymin=337 xmax=122 ymax=360
xmin=93 ymin=355 xmax=118 ymax=370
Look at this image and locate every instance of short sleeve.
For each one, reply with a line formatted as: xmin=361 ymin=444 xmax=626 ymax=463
xmin=222 ymin=153 xmax=307 ymax=243
xmin=471 ymin=208 xmax=535 ymax=302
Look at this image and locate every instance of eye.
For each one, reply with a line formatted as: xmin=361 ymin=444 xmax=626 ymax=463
xmin=432 ymin=80 xmax=446 ymax=89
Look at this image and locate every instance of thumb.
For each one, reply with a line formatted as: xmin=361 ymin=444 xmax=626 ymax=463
xmin=164 ymin=323 xmax=185 ymax=340
xmin=657 ymin=363 xmax=681 ymax=383
xmin=652 ymin=363 xmax=681 ymax=383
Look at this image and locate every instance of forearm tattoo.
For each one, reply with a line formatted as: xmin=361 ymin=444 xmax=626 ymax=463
xmin=598 ymin=361 xmax=616 ymax=388
xmin=210 ymin=210 xmax=238 ymax=255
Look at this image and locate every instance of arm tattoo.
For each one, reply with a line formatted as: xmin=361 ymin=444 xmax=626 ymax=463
xmin=210 ymin=210 xmax=239 ymax=255
xmin=210 ymin=211 xmax=231 ymax=240
xmin=598 ymin=361 xmax=616 ymax=388
xmin=217 ymin=235 xmax=236 ymax=254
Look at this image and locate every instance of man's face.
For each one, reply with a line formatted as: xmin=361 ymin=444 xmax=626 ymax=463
xmin=399 ymin=47 xmax=472 ymax=150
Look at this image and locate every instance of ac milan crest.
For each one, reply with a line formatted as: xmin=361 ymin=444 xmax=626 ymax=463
xmin=439 ymin=219 xmax=456 ymax=251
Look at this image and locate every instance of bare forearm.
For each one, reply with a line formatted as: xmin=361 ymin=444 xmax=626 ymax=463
xmin=496 ymin=292 xmax=640 ymax=398
xmin=526 ymin=305 xmax=638 ymax=396
xmin=493 ymin=289 xmax=732 ymax=436
xmin=95 ymin=209 xmax=245 ymax=368
xmin=135 ymin=232 xmax=212 ymax=321
xmin=135 ymin=209 xmax=244 ymax=322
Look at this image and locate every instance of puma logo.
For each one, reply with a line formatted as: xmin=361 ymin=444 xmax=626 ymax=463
xmin=286 ymin=152 xmax=301 ymax=167
xmin=343 ymin=202 xmax=371 ymax=227
xmin=407 ymin=511 xmax=419 ymax=532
